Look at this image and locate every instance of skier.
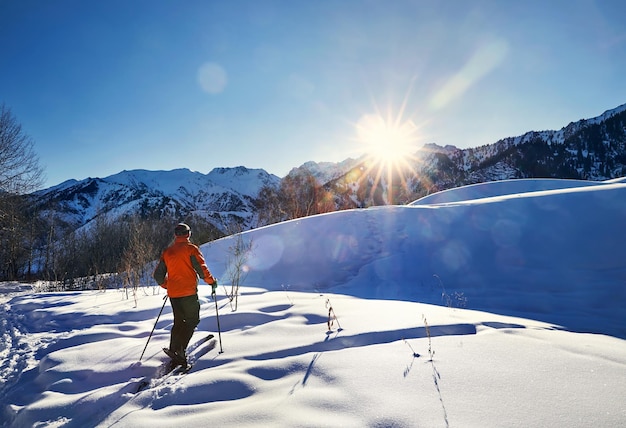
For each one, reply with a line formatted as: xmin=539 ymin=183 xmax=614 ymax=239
xmin=153 ymin=222 xmax=217 ymax=368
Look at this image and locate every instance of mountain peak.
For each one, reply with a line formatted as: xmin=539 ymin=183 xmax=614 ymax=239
xmin=210 ymin=166 xmax=250 ymax=175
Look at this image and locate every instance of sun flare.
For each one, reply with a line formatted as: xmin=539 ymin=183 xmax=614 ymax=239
xmin=350 ymin=104 xmax=426 ymax=205
xmin=356 ymin=113 xmax=419 ymax=168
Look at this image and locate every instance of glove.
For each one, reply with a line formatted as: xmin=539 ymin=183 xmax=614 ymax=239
xmin=211 ymin=280 xmax=218 ymax=293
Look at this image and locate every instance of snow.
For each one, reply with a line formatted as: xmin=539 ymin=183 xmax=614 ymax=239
xmin=584 ymin=102 xmax=626 ymax=126
xmin=409 ymin=178 xmax=606 ymax=205
xmin=102 ymin=166 xmax=279 ymax=199
xmin=2 ymin=178 xmax=626 ymax=427
xmin=207 ymin=166 xmax=279 ymax=196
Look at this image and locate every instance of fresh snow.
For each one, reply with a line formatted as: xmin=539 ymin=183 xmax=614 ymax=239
xmin=105 ymin=167 xmax=277 ymax=198
xmin=410 ymin=177 xmax=607 ymax=205
xmin=2 ymin=178 xmax=626 ymax=427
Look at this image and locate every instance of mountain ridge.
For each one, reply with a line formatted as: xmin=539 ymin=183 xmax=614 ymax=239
xmin=33 ymin=166 xmax=281 ymax=232
xmin=32 ymin=102 xmax=626 ymax=233
xmin=299 ymin=102 xmax=626 ymax=207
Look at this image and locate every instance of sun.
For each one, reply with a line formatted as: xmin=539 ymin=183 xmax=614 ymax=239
xmin=356 ymin=113 xmax=419 ymax=169
xmin=350 ymin=105 xmax=425 ymax=204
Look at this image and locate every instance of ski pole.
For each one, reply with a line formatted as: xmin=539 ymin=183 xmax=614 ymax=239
xmin=139 ymin=295 xmax=168 ymax=361
xmin=213 ymin=291 xmax=223 ymax=353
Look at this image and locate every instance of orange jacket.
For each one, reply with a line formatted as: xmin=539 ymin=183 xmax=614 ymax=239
xmin=153 ymin=236 xmax=216 ymax=298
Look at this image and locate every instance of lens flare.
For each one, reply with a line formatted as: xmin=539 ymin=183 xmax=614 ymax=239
xmin=352 ymin=104 xmax=424 ymax=204
xmin=356 ymin=113 xmax=419 ymax=168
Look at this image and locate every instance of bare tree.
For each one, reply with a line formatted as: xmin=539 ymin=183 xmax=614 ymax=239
xmin=121 ymin=218 xmax=162 ymax=302
xmin=279 ymin=170 xmax=335 ymax=221
xmin=0 ymin=104 xmax=45 ymax=280
xmin=256 ymin=184 xmax=284 ymax=227
xmin=223 ymin=228 xmax=253 ymax=312
xmin=214 ymin=215 xmax=253 ymax=312
xmin=0 ymin=104 xmax=44 ymax=195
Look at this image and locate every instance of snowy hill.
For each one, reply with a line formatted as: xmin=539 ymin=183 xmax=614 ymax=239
xmin=410 ymin=177 xmax=606 ymax=205
xmin=203 ymin=178 xmax=626 ymax=339
xmin=2 ymin=178 xmax=625 ymax=427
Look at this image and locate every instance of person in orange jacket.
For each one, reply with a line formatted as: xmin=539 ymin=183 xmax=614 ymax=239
xmin=153 ymin=222 xmax=217 ymax=367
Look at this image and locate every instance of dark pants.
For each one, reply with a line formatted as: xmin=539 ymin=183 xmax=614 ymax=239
xmin=169 ymin=294 xmax=200 ymax=356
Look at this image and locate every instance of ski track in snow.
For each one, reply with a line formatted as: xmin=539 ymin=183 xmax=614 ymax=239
xmin=0 ymin=298 xmax=24 ymax=399
xmin=0 ymin=285 xmax=50 ymax=404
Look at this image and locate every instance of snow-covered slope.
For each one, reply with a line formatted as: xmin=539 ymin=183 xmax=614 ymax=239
xmin=202 ymin=178 xmax=626 ymax=338
xmin=3 ymin=174 xmax=625 ymax=428
xmin=410 ymin=177 xmax=605 ymax=205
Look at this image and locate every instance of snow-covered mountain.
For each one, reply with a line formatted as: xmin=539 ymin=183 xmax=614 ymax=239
xmin=33 ymin=167 xmax=280 ymax=232
xmin=289 ymin=103 xmax=626 ymax=207
xmin=30 ymin=102 xmax=626 ymax=236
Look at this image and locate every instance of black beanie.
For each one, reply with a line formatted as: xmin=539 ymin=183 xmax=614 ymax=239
xmin=174 ymin=223 xmax=191 ymax=236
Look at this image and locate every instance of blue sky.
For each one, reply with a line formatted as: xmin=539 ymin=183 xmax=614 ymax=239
xmin=1 ymin=0 xmax=625 ymax=188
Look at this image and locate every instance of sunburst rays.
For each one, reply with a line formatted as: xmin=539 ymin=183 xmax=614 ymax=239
xmin=352 ymin=101 xmax=427 ymax=204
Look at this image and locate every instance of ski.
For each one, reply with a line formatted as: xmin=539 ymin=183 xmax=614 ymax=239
xmin=187 ymin=333 xmax=215 ymax=353
xmin=134 ymin=334 xmax=215 ymax=393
